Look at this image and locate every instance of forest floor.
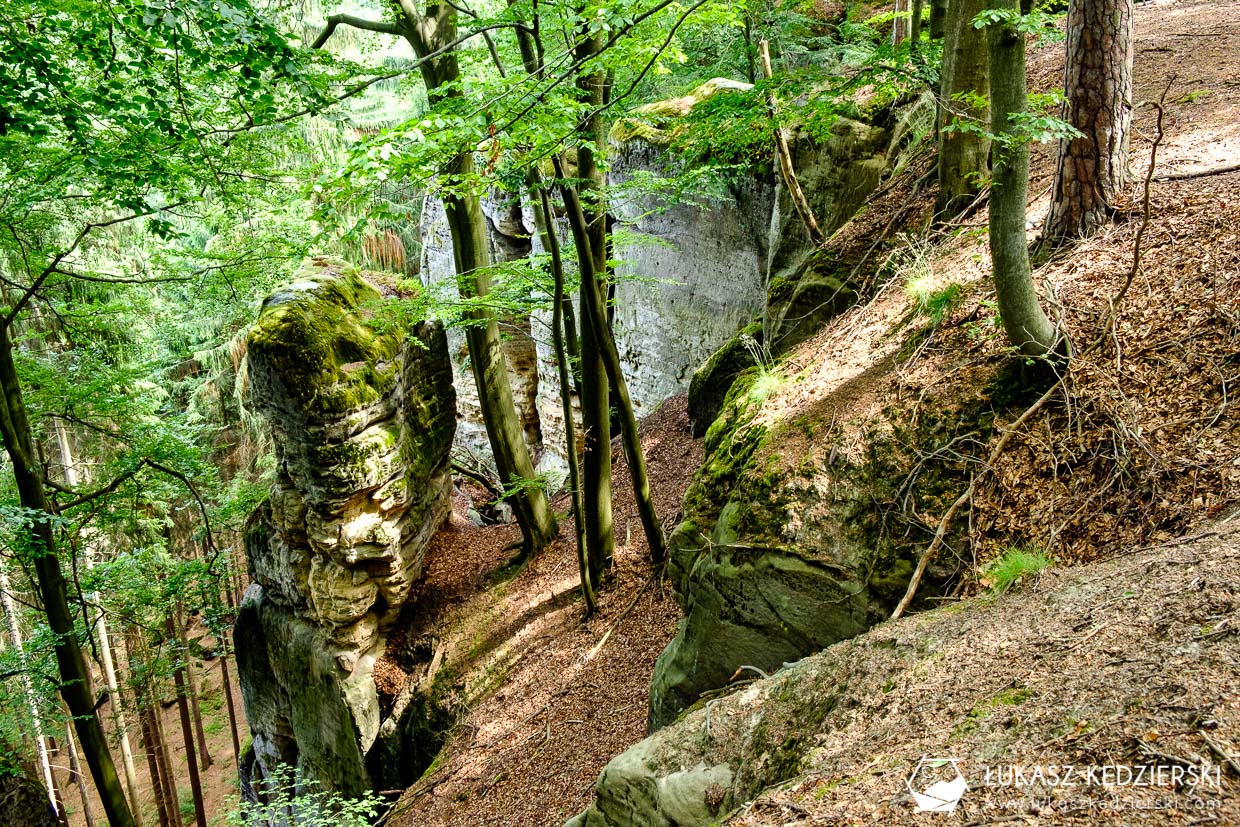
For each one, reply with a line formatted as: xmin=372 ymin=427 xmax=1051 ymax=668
xmin=722 ymin=513 xmax=1240 ymax=826
xmin=387 ymin=396 xmax=702 ymax=827
xmin=393 ymin=0 xmax=1239 ymax=824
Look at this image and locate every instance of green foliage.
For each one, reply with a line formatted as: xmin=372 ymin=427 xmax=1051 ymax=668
xmin=972 ymin=6 xmax=1065 ymax=41
xmin=981 ymin=546 xmax=1050 ymax=594
xmin=227 ymin=764 xmax=384 ymax=827
xmin=946 ymin=89 xmax=1081 ymax=161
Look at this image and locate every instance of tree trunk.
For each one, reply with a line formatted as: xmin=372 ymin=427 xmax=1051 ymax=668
xmin=140 ymin=703 xmax=171 ymax=827
xmin=53 ymin=419 xmax=145 ymax=825
xmin=1042 ymin=0 xmax=1134 ymax=246
xmin=152 ymin=695 xmax=182 ymax=827
xmin=567 ymin=20 xmax=616 ymax=584
xmin=911 ymin=0 xmax=925 ymax=46
xmin=552 ymin=158 xmax=666 ymax=566
xmin=169 ymin=618 xmax=208 ymax=827
xmin=937 ymin=0 xmax=991 ymax=217
xmin=64 ymin=722 xmax=97 ymax=827
xmin=987 ymin=0 xmax=1060 ymax=358
xmin=0 ymin=565 xmax=59 ymax=817
xmin=0 ymin=324 xmax=135 ymax=827
xmin=893 ymin=0 xmax=908 ymax=44
xmin=218 ymin=590 xmax=243 ymax=764
xmin=399 ymin=6 xmax=558 ymax=559
xmin=175 ymin=604 xmax=212 ymax=771
xmin=930 ymin=0 xmax=948 ymax=39
xmin=529 ymin=169 xmax=596 ymax=612
xmin=759 ymin=40 xmax=827 ymax=248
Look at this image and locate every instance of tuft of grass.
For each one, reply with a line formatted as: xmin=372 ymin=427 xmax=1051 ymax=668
xmin=982 ymin=546 xmax=1050 ymax=594
xmin=904 ymin=272 xmax=964 ymax=326
xmin=747 ymin=371 xmax=783 ymax=405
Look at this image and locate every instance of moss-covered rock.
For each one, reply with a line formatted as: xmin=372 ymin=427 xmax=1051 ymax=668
xmin=237 ymin=259 xmax=456 ymax=796
xmin=651 ymin=343 xmax=977 ymax=729
xmin=686 ymin=322 xmax=764 ymax=438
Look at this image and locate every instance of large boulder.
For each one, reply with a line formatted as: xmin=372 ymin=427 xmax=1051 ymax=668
xmin=648 ymin=365 xmax=947 ymax=729
xmin=235 ymin=259 xmax=455 ymax=794
xmin=0 ymin=766 xmax=59 ymax=827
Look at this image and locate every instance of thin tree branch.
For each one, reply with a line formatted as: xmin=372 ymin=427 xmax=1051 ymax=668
xmin=311 ymin=13 xmax=402 ymax=48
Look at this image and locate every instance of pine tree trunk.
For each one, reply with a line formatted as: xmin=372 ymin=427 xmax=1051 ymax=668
xmin=987 ymin=0 xmax=1060 ymax=358
xmin=0 ymin=325 xmax=135 ymax=827
xmin=53 ymin=420 xmax=145 ymax=825
xmin=152 ymin=699 xmax=182 ymax=827
xmin=168 ymin=617 xmax=207 ymax=827
xmin=218 ymin=590 xmax=243 ymax=763
xmin=0 ymin=565 xmax=59 ymax=818
xmin=175 ymin=605 xmax=213 ymax=771
xmin=937 ymin=0 xmax=991 ymax=217
xmin=140 ymin=704 xmax=171 ymax=827
xmin=94 ymin=601 xmax=144 ymax=823
xmin=1043 ymin=0 xmax=1134 ymax=245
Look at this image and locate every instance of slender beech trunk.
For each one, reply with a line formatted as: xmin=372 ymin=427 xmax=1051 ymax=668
xmin=566 ymin=18 xmax=617 ymax=582
xmin=0 ymin=565 xmax=58 ymax=816
xmin=552 ymin=157 xmax=666 ymax=566
xmin=395 ymin=4 xmax=557 ymax=558
xmin=759 ymin=40 xmax=827 ymax=248
xmin=987 ymin=0 xmax=1060 ymax=358
xmin=54 ymin=419 xmax=145 ymax=824
xmin=529 ymin=169 xmax=596 ymax=611
xmin=937 ymin=0 xmax=991 ymax=217
xmin=64 ymin=722 xmax=97 ymax=827
xmin=0 ymin=324 xmax=135 ymax=827
xmin=1043 ymin=0 xmax=1134 ymax=245
xmin=911 ymin=0 xmax=925 ymax=47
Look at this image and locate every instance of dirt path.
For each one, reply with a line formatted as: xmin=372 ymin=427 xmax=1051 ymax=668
xmin=389 ymin=396 xmax=702 ymax=827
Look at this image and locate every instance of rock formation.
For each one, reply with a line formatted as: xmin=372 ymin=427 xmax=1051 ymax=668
xmin=651 ymin=91 xmax=941 ymax=729
xmin=234 ymin=260 xmax=455 ymax=795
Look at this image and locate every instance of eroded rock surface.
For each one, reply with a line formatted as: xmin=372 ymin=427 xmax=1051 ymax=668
xmin=235 ymin=260 xmax=455 ymax=794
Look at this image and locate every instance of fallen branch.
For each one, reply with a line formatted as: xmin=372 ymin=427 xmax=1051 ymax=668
xmin=1153 ymin=162 xmax=1240 ymax=182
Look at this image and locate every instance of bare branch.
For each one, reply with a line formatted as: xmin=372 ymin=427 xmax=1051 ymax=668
xmin=311 ymin=13 xmax=403 ymax=49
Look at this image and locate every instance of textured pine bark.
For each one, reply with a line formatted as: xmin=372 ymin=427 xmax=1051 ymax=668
xmin=1044 ymin=0 xmax=1134 ymax=245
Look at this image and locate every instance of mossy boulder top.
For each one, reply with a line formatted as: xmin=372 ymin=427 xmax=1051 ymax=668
xmin=246 ymin=259 xmax=405 ymax=426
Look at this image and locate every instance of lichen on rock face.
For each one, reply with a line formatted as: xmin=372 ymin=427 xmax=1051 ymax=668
xmin=236 ymin=259 xmax=456 ymax=795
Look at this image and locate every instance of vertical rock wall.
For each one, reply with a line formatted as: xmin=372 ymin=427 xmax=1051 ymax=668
xmin=609 ymin=142 xmax=776 ymax=416
xmin=235 ymin=260 xmax=456 ymax=794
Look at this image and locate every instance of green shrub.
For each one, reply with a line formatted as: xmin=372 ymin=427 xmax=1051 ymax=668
xmin=982 ymin=547 xmax=1050 ymax=594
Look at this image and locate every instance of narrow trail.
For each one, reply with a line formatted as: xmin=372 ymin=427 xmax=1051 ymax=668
xmin=389 ymin=396 xmax=702 ymax=827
